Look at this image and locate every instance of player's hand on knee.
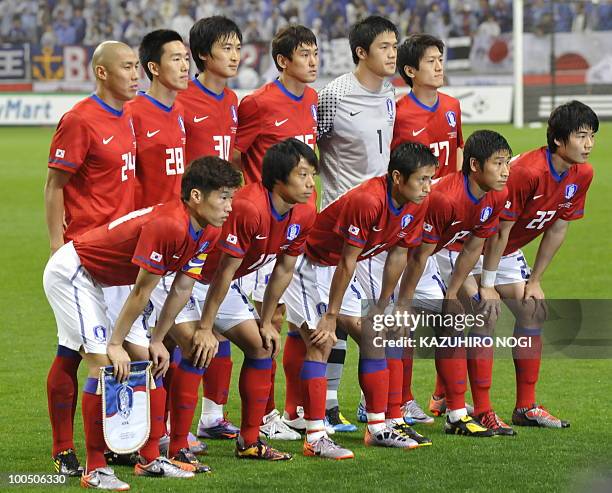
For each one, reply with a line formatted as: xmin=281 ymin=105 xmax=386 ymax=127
xmin=191 ymin=329 xmax=218 ymax=369
xmin=107 ymin=343 xmax=131 ymax=382
xmin=311 ymin=313 xmax=337 ymax=346
xmin=260 ymin=321 xmax=281 ymax=359
xmin=478 ymin=286 xmax=501 ymax=324
xmin=149 ymin=341 xmax=170 ymax=379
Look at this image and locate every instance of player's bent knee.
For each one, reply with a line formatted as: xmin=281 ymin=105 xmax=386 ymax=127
xmin=170 ymin=321 xmax=198 ymax=353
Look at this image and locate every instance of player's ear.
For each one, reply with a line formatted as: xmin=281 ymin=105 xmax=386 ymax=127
xmin=391 ymin=169 xmax=402 ymax=185
xmin=403 ymin=65 xmax=416 ymax=80
xmin=147 ymin=61 xmax=160 ymax=78
xmin=94 ymin=64 xmax=107 ymax=81
xmin=469 ymin=157 xmax=480 ymax=174
xmin=276 ymin=54 xmax=288 ymax=70
xmin=356 ymin=46 xmax=368 ymax=61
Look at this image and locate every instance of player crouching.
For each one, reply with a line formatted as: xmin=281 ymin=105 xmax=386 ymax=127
xmin=43 ymin=157 xmax=240 ymax=489
xmin=283 ymin=142 xmax=437 ymax=459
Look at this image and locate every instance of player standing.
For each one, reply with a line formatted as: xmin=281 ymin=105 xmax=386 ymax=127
xmin=315 ymin=15 xmax=398 ymax=430
xmin=43 ymin=157 xmax=241 ymax=489
xmin=481 ymin=100 xmax=598 ymax=428
xmin=391 ymin=33 xmax=465 ymax=423
xmin=176 ymin=16 xmax=242 ymax=441
xmin=158 ymin=139 xmax=317 ymax=462
xmin=44 ymin=40 xmax=139 ymax=475
xmin=282 ymin=142 xmax=437 ymax=459
xmin=396 ymin=130 xmax=512 ymax=436
xmin=233 ymin=25 xmax=319 ymax=439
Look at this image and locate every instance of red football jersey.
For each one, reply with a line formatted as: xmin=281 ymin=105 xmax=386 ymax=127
xmin=500 ymin=147 xmax=593 ymax=255
xmin=392 ymin=91 xmax=463 ymax=178
xmin=48 ymin=94 xmax=137 ymax=241
xmin=306 ymin=176 xmax=428 ymax=266
xmin=73 ymin=200 xmax=220 ymax=286
xmin=126 ymin=93 xmax=186 ymax=209
xmin=235 ymin=79 xmax=318 ymax=184
xmin=177 ymin=78 xmax=239 ymax=163
xmin=422 ymin=172 xmax=507 ymax=253
xmin=194 ymin=182 xmax=316 ymax=283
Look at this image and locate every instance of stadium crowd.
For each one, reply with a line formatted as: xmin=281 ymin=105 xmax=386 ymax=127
xmin=2 ymin=0 xmax=612 ymax=46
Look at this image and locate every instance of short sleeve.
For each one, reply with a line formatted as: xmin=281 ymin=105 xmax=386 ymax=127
xmin=284 ymin=206 xmax=317 ymax=256
xmin=422 ymin=192 xmax=453 ymax=244
xmin=216 ymin=200 xmax=258 ymax=258
xmin=559 ymin=165 xmax=593 ymax=221
xmin=234 ymin=95 xmax=261 ymax=153
xmin=316 ymin=84 xmax=340 ymax=139
xmin=48 ymin=112 xmax=90 ymax=174
xmin=132 ymin=217 xmax=182 ymax=274
xmin=500 ymin=163 xmax=537 ymax=222
xmin=333 ymin=195 xmax=380 ymax=248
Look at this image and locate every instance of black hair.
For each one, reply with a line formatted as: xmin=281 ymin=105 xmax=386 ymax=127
xmin=139 ymin=29 xmax=184 ymax=80
xmin=181 ymin=156 xmax=242 ymax=201
xmin=397 ymin=34 xmax=445 ymax=87
xmin=388 ymin=141 xmax=438 ymax=178
xmin=189 ymin=16 xmax=242 ymax=73
xmin=547 ymin=100 xmax=599 ymax=153
xmin=462 ymin=130 xmax=512 ymax=175
xmin=348 ymin=15 xmax=398 ymax=65
xmin=271 ymin=25 xmax=317 ymax=71
xmin=262 ymin=138 xmax=318 ymax=192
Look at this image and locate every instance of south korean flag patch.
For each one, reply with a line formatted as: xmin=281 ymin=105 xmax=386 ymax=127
xmin=287 ymin=223 xmax=301 ymax=241
xmin=101 ymin=361 xmax=152 ymax=454
xmin=401 ymin=214 xmax=414 ymax=229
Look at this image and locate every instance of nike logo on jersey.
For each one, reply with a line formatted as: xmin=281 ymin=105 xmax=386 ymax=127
xmin=147 ymin=130 xmax=160 ymax=138
xmin=172 ymin=254 xmax=181 ymax=259
xmin=102 ymin=136 xmax=114 ymax=144
xmin=373 ymin=226 xmax=383 ymax=232
xmin=349 ymin=111 xmax=362 ymax=116
xmin=275 ymin=118 xmax=289 ymax=126
xmin=412 ymin=127 xmax=426 ymax=136
xmin=533 ymin=194 xmax=544 ymax=200
xmin=256 ymin=235 xmax=267 ymax=240
xmin=193 ymin=115 xmax=209 ymax=123
xmin=451 ymin=220 xmax=462 ymax=226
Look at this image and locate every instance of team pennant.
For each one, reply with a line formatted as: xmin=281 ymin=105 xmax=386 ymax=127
xmin=100 ymin=360 xmax=152 ymax=454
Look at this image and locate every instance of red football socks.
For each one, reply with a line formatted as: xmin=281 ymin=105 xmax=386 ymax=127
xmin=203 ymin=340 xmax=232 ymax=406
xmin=283 ymin=332 xmax=305 ymax=419
xmin=82 ymin=378 xmax=106 ymax=473
xmin=265 ymin=359 xmax=277 ymax=415
xmin=435 ymin=344 xmax=467 ymax=411
xmin=239 ymin=358 xmax=272 ymax=444
xmin=467 ymin=333 xmax=494 ymax=416
xmin=300 ymin=360 xmax=327 ymax=421
xmin=386 ymin=357 xmax=403 ymax=419
xmin=358 ymin=359 xmax=389 ymax=414
xmin=47 ymin=346 xmax=81 ymax=456
xmin=401 ymin=346 xmax=415 ymax=403
xmin=139 ymin=381 xmax=166 ymax=462
xmin=169 ymin=359 xmax=204 ymax=457
xmin=513 ymin=327 xmax=542 ymax=409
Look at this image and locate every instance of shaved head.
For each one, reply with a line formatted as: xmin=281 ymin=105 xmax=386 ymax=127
xmin=91 ymin=41 xmax=135 ymax=73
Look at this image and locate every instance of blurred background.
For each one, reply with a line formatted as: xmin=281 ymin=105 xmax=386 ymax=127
xmin=1 ymin=0 xmax=611 ymax=124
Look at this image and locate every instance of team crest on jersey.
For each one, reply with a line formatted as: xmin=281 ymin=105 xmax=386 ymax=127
xmin=230 ymin=105 xmax=238 ymax=124
xmin=116 ymin=383 xmax=134 ymax=419
xmin=386 ymin=98 xmax=395 ymax=120
xmin=480 ymin=206 xmax=493 ymax=222
xmin=287 ymin=223 xmax=301 ymax=241
xmin=565 ymin=183 xmax=578 ymax=199
xmin=93 ymin=325 xmax=107 ymax=343
xmin=446 ymin=111 xmax=457 ymax=128
xmin=401 ymin=214 xmax=414 ymax=229
xmin=178 ymin=115 xmax=186 ymax=134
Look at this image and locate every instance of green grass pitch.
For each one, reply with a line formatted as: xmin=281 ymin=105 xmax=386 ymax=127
xmin=1 ymin=124 xmax=611 ymax=492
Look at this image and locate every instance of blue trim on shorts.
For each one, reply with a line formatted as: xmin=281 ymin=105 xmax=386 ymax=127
xmin=71 ymin=266 xmax=87 ymax=346
xmin=297 ymin=256 xmax=311 ymax=322
xmin=368 ymin=257 xmax=377 ymax=299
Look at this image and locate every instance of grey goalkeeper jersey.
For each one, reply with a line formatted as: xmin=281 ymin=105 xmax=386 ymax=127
xmin=317 ymin=72 xmax=396 ymax=209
